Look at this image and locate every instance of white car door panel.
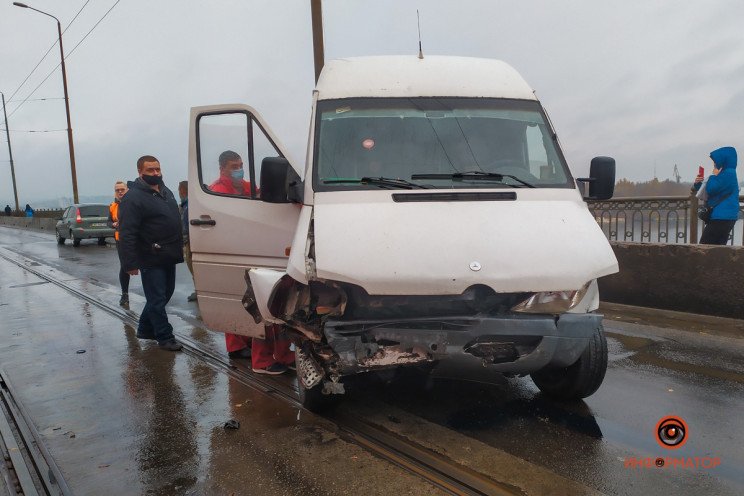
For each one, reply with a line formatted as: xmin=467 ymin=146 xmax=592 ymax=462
xmin=188 ymin=105 xmax=302 ymax=336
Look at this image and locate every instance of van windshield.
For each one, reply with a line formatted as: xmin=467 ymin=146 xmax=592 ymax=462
xmin=313 ymin=98 xmax=572 ymax=191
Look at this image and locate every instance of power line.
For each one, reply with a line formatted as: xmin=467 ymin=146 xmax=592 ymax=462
xmin=5 ymin=98 xmax=65 ymax=103
xmin=5 ymin=1 xmax=92 ymax=108
xmin=1 ymin=128 xmax=67 ymax=133
xmin=8 ymin=0 xmax=121 ymax=118
xmin=66 ymin=0 xmax=122 ymax=59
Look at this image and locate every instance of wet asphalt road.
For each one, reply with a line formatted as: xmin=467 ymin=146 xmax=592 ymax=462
xmin=0 ymin=225 xmax=743 ymax=496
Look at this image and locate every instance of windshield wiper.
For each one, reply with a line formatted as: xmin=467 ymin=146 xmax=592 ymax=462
xmin=411 ymin=171 xmax=536 ymax=188
xmin=323 ymin=176 xmax=432 ymax=189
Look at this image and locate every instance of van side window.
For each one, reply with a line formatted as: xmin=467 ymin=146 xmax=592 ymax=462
xmin=196 ymin=112 xmax=283 ymax=199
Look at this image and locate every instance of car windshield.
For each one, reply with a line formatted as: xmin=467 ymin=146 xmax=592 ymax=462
xmin=313 ymin=98 xmax=572 ymax=191
xmin=79 ymin=205 xmax=109 ymax=217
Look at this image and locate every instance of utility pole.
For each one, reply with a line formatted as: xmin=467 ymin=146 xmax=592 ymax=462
xmin=310 ymin=0 xmax=325 ymax=83
xmin=1 ymin=92 xmax=20 ymax=212
xmin=14 ymin=2 xmax=79 ymax=204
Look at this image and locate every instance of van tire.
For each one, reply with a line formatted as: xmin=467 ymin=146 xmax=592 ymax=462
xmin=70 ymin=231 xmax=81 ymax=247
xmin=530 ymin=324 xmax=608 ymax=400
xmin=56 ymin=230 xmax=66 ymax=245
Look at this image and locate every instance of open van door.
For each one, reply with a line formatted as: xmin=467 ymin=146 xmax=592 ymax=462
xmin=187 ymin=104 xmax=302 ymax=337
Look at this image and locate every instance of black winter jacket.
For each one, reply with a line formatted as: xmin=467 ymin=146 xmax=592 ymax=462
xmin=118 ymin=178 xmax=184 ymax=271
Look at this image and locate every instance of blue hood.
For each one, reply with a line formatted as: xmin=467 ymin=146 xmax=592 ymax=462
xmin=710 ymin=147 xmax=737 ymax=170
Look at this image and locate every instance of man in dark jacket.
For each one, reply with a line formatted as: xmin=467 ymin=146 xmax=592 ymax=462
xmin=119 ymin=155 xmax=184 ymax=351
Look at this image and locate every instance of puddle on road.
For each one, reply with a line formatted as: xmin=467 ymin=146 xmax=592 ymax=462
xmin=607 ymin=331 xmax=744 ymax=384
xmin=602 ymin=308 xmax=744 ymax=335
xmin=608 ymin=332 xmax=657 ymax=352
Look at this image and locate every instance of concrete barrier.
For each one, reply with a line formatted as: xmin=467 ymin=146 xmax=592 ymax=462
xmin=598 ymin=242 xmax=744 ymax=320
xmin=0 ymin=216 xmax=58 ymax=232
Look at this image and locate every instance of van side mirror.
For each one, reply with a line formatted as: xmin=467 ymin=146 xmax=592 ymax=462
xmin=577 ymin=156 xmax=615 ymax=201
xmin=259 ymin=157 xmax=304 ymax=204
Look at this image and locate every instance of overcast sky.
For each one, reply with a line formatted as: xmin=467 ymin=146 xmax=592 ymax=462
xmin=1 ymin=0 xmax=743 ymax=207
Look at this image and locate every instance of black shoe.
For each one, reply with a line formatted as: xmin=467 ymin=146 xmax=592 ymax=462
xmin=159 ymin=340 xmax=182 ymax=351
xmin=187 ymin=292 xmax=197 ymax=302
xmin=135 ymin=330 xmax=156 ymax=340
xmin=119 ymin=293 xmax=129 ymax=305
xmin=252 ymin=363 xmax=287 ymax=375
xmin=228 ymin=347 xmax=252 ymax=359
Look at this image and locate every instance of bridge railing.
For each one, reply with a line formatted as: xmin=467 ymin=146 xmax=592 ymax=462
xmin=586 ymin=194 xmax=744 ymax=245
xmin=4 ymin=208 xmax=65 ymax=218
xmin=4 ymin=200 xmax=743 ymax=245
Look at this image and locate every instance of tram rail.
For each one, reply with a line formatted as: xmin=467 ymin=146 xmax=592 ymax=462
xmin=0 ymin=369 xmax=70 ymax=496
xmin=0 ymin=248 xmax=518 ymax=496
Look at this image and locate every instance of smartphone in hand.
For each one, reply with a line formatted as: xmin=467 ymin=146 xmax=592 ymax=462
xmin=699 ymin=166 xmax=704 ymax=176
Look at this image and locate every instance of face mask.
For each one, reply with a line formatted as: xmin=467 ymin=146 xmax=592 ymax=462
xmin=142 ymin=174 xmax=163 ymax=186
xmin=230 ymin=169 xmax=244 ymax=181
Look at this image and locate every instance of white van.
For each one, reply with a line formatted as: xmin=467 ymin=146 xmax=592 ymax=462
xmin=187 ymin=55 xmax=618 ymax=410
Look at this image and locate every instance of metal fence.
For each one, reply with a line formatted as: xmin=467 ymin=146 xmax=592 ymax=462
xmin=586 ymin=194 xmax=744 ymax=245
xmin=4 ymin=200 xmax=744 ymax=245
xmin=4 ymin=208 xmax=65 ymax=219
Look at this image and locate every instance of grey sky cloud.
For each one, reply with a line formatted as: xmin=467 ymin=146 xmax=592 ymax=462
xmin=1 ymin=0 xmax=743 ymax=206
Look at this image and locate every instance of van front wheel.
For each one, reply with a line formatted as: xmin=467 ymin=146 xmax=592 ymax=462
xmin=530 ymin=324 xmax=608 ymax=400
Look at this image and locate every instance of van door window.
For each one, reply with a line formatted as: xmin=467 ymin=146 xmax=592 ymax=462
xmin=196 ymin=112 xmax=284 ymax=199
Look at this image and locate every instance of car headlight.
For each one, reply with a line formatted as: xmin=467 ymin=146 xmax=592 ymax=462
xmin=511 ymin=281 xmax=592 ymax=314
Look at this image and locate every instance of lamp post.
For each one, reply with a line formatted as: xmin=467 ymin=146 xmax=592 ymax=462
xmin=310 ymin=0 xmax=324 ymax=84
xmin=1 ymin=92 xmax=20 ymax=212
xmin=14 ymin=2 xmax=79 ymax=204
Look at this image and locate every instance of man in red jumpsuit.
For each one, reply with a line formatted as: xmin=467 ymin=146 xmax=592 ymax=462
xmin=209 ymin=150 xmax=294 ymax=375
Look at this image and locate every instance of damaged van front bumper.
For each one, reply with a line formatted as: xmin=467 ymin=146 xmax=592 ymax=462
xmin=322 ymin=312 xmax=603 ymax=377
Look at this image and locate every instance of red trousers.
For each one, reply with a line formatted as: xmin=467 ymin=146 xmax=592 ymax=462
xmin=252 ymin=324 xmax=293 ymax=369
xmin=225 ymin=332 xmax=251 ymax=352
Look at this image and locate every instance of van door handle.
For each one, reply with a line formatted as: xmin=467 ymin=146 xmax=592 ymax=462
xmin=190 ymin=219 xmax=216 ymax=226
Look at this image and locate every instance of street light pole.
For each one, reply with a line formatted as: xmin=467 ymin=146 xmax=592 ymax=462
xmin=310 ymin=0 xmax=325 ymax=84
xmin=14 ymin=2 xmax=79 ymax=204
xmin=1 ymin=92 xmax=20 ymax=212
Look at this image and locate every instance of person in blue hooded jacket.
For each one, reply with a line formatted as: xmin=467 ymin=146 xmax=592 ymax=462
xmin=693 ymin=146 xmax=739 ymax=245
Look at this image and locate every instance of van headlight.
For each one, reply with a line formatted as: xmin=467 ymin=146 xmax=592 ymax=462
xmin=511 ymin=281 xmax=593 ymax=314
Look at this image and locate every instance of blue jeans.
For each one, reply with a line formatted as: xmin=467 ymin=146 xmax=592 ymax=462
xmin=139 ymin=265 xmax=176 ymax=344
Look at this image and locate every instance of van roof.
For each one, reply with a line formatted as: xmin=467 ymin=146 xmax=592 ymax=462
xmin=316 ymin=55 xmax=537 ymax=101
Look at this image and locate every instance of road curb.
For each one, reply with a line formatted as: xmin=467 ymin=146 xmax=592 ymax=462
xmin=600 ymin=301 xmax=744 ymax=336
